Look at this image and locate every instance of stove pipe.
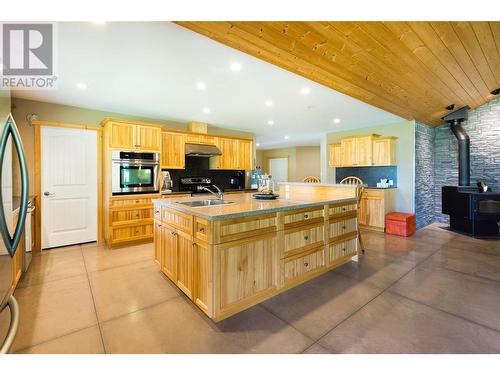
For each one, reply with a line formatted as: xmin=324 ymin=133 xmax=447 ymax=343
xmin=442 ymin=106 xmax=470 ymax=186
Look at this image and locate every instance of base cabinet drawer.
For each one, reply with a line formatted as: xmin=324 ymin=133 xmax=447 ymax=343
xmin=111 ymin=223 xmax=153 ymax=244
xmin=282 ymin=207 xmax=324 ymax=229
xmin=284 ymin=248 xmax=325 ymax=285
xmin=111 ymin=207 xmax=153 ymax=225
xmin=328 ymin=237 xmax=358 ymax=264
xmin=329 ymin=215 xmax=358 ymax=241
xmin=284 ymin=223 xmax=324 ymax=256
xmin=328 ymin=202 xmax=358 ymax=217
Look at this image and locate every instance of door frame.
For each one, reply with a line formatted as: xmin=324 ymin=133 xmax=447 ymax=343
xmin=34 ymin=120 xmax=103 ymax=253
xmin=266 ymin=155 xmax=289 ymax=182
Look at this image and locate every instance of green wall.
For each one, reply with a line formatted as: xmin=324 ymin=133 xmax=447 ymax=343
xmin=325 ymin=120 xmax=415 ymax=213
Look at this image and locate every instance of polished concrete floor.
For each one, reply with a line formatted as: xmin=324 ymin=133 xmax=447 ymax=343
xmin=10 ymin=223 xmax=500 ymax=353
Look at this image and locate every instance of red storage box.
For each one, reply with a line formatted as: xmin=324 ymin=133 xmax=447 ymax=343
xmin=385 ymin=212 xmax=416 ymax=237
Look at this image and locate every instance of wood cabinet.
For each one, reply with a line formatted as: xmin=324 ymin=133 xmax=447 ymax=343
xmin=107 ymin=194 xmax=159 ymax=245
xmin=330 ymin=134 xmax=397 ymax=167
xmin=210 ymin=137 xmax=253 ymax=170
xmin=104 ymin=120 xmax=161 ymax=151
xmin=153 ymin=197 xmax=359 ymax=321
xmin=372 ymin=137 xmax=397 ymax=166
xmin=328 ymin=143 xmax=342 ymax=167
xmin=153 ymin=220 xmax=162 ymax=265
xmin=161 ymin=132 xmax=185 ymax=169
xmin=185 ymin=133 xmax=216 ymax=145
xmin=358 ymin=188 xmax=396 ymax=231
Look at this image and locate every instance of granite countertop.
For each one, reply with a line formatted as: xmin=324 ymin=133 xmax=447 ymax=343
xmin=153 ymin=192 xmax=358 ymax=221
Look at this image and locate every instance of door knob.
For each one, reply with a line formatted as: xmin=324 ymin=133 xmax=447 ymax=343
xmin=44 ymin=191 xmax=55 ymax=197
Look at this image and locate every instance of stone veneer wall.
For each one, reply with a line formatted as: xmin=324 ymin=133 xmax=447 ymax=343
xmin=434 ymin=97 xmax=500 ymax=223
xmin=414 ymin=122 xmax=435 ymax=229
xmin=415 ymin=97 xmax=500 ymax=227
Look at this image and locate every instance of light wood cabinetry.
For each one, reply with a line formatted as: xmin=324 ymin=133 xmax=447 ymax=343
xmin=161 ymin=132 xmax=185 ymax=169
xmin=185 ymin=133 xmax=216 ymax=145
xmin=237 ymin=139 xmax=253 ymax=170
xmin=210 ymin=137 xmax=254 ymax=170
xmin=372 ymin=137 xmax=397 ymax=166
xmin=358 ymin=188 xmax=396 ymax=231
xmin=328 ymin=143 xmax=342 ymax=167
xmin=153 ymin=198 xmax=358 ymax=321
xmin=104 ymin=120 xmax=161 ymax=152
xmin=330 ymin=134 xmax=397 ymax=167
xmin=107 ymin=193 xmax=159 ymax=245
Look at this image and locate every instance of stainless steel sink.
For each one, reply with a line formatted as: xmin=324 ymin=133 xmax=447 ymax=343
xmin=177 ymin=199 xmax=233 ymax=207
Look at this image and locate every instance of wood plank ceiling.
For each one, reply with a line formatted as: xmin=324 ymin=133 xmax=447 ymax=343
xmin=176 ymin=22 xmax=500 ymax=126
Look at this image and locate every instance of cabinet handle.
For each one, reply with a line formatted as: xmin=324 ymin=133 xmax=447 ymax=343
xmin=304 ymin=235 xmax=309 ymax=240
xmin=171 ymin=231 xmax=177 ymax=236
xmin=304 ymin=214 xmax=309 ymax=219
xmin=135 ymin=200 xmax=140 ymax=203
xmin=199 ymin=227 xmax=205 ymax=233
xmin=154 ymin=209 xmax=160 ymax=214
xmin=342 ymin=248 xmax=346 ymax=252
xmin=342 ymin=226 xmax=346 ymax=230
xmin=304 ymin=262 xmax=309 ymax=267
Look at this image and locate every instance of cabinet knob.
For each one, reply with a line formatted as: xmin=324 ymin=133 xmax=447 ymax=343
xmin=304 ymin=262 xmax=309 ymax=267
xmin=304 ymin=235 xmax=309 ymax=240
xmin=342 ymin=248 xmax=346 ymax=252
xmin=171 ymin=231 xmax=177 ymax=236
xmin=135 ymin=200 xmax=140 ymax=203
xmin=342 ymin=226 xmax=346 ymax=230
xmin=342 ymin=207 xmax=346 ymax=211
xmin=154 ymin=209 xmax=159 ymax=214
xmin=304 ymin=214 xmax=309 ymax=219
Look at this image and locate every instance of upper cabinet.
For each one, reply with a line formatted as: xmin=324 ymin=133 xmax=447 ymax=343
xmin=210 ymin=137 xmax=254 ymax=170
xmin=331 ymin=134 xmax=397 ymax=167
xmin=105 ymin=120 xmax=161 ymax=152
xmin=161 ymin=132 xmax=185 ymax=169
xmin=372 ymin=137 xmax=397 ymax=166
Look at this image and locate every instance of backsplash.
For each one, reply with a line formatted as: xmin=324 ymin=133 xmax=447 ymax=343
xmin=164 ymin=156 xmax=245 ymax=191
xmin=335 ymin=166 xmax=397 ymax=187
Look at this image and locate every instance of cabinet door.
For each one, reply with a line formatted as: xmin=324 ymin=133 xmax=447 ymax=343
xmin=154 ymin=220 xmax=162 ymax=265
xmin=216 ymin=233 xmax=278 ymax=315
xmin=372 ymin=138 xmax=396 ymax=166
xmin=161 ymin=132 xmax=185 ymax=169
xmin=328 ymin=143 xmax=342 ymax=167
xmin=194 ymin=240 xmax=212 ymax=315
xmin=355 ymin=136 xmax=373 ymax=166
xmin=358 ymin=198 xmax=368 ymax=225
xmin=215 ymin=138 xmax=239 ymax=170
xmin=340 ymin=138 xmax=356 ymax=166
xmin=237 ymin=139 xmax=253 ymax=170
xmin=161 ymin=225 xmax=177 ymax=282
xmin=365 ymin=197 xmax=385 ymax=228
xmin=176 ymin=229 xmax=194 ymax=300
xmin=136 ymin=125 xmax=161 ymax=151
xmin=109 ymin=122 xmax=135 ymax=149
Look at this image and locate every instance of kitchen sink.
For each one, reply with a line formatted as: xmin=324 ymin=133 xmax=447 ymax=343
xmin=177 ymin=199 xmax=234 ymax=207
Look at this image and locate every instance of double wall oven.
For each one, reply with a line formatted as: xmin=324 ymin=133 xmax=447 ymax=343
xmin=112 ymin=151 xmax=160 ymax=194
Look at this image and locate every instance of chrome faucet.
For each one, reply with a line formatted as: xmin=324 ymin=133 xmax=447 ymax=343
xmin=198 ymin=184 xmax=224 ymax=200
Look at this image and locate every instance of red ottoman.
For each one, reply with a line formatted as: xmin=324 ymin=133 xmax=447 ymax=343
xmin=385 ymin=212 xmax=416 ymax=237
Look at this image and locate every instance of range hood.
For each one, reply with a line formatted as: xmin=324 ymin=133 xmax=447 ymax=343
xmin=185 ymin=143 xmax=222 ymax=157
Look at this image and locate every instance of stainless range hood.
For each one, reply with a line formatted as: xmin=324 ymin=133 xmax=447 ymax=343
xmin=185 ymin=143 xmax=222 ymax=157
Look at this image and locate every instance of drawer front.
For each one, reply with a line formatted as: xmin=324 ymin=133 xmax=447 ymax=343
xmin=362 ymin=189 xmax=385 ymax=199
xmin=328 ymin=202 xmax=358 ymax=217
xmin=282 ymin=207 xmax=325 ymax=228
xmin=329 ymin=215 xmax=357 ymax=241
xmin=161 ymin=208 xmax=193 ymax=235
xmin=328 ymin=237 xmax=358 ymax=264
xmin=111 ymin=223 xmax=154 ymax=244
xmin=284 ymin=248 xmax=325 ymax=285
xmin=185 ymin=134 xmax=216 ymax=145
xmin=111 ymin=196 xmax=157 ymax=207
xmin=111 ymin=207 xmax=153 ymax=225
xmin=194 ymin=217 xmax=212 ymax=243
xmin=284 ymin=223 xmax=324 ymax=256
xmin=215 ymin=213 xmax=277 ymax=243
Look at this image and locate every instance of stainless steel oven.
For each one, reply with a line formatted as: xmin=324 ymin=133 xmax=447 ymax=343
xmin=112 ymin=151 xmax=160 ymax=194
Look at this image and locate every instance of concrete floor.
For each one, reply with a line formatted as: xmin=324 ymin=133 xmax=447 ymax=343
xmin=10 ymin=224 xmax=500 ymax=353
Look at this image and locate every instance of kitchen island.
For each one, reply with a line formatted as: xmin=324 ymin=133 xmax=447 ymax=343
xmin=153 ymin=189 xmax=360 ymax=321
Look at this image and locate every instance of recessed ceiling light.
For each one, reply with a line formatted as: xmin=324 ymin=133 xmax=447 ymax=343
xmin=196 ymin=82 xmax=207 ymax=90
xmin=300 ymin=87 xmax=311 ymax=95
xmin=267 ymin=120 xmax=274 ymax=125
xmin=76 ymin=82 xmax=87 ymax=90
xmin=230 ymin=61 xmax=242 ymax=72
xmin=333 ymin=118 xmax=341 ymax=124
xmin=265 ymin=100 xmax=273 ymax=107
xmin=284 ymin=135 xmax=289 ymax=140
xmin=256 ymin=143 xmax=260 ymax=147
xmin=202 ymin=107 xmax=211 ymax=114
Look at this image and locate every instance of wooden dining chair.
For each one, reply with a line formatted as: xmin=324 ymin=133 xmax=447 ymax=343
xmin=339 ymin=176 xmax=365 ymax=254
xmin=302 ymin=176 xmax=320 ymax=183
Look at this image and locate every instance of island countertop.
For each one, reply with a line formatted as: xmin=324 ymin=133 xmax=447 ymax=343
xmin=153 ymin=192 xmax=358 ymax=221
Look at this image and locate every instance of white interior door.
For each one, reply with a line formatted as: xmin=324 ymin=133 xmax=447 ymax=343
xmin=269 ymin=157 xmax=288 ymax=183
xmin=41 ymin=126 xmax=97 ymax=249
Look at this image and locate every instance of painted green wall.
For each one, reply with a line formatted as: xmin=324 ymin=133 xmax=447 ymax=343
xmin=325 ymin=120 xmax=415 ymax=213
